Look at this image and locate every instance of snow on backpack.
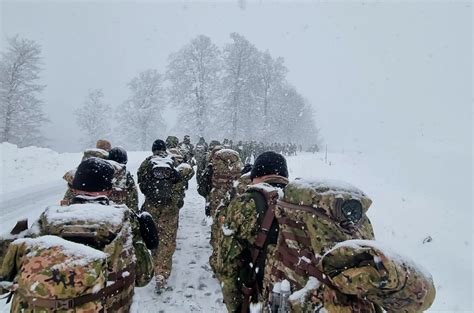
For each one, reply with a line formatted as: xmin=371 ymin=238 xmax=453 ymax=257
xmin=141 ymin=156 xmax=179 ymax=205
xmin=81 ymin=148 xmax=109 ymax=161
xmin=5 ymin=236 xmax=108 ymax=312
xmin=264 ymin=178 xmax=435 ymax=312
xmin=208 ymin=148 xmax=241 ymax=218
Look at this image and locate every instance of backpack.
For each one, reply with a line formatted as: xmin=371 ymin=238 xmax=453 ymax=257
xmin=207 ymin=148 xmax=241 ymax=218
xmin=81 ymin=148 xmax=109 ymax=161
xmin=140 ymin=156 xmax=179 ymax=205
xmin=264 ymin=178 xmax=434 ymax=312
xmin=6 ymin=203 xmax=139 ymax=312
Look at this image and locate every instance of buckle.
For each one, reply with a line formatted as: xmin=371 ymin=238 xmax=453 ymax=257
xmin=56 ymin=299 xmax=74 ymax=310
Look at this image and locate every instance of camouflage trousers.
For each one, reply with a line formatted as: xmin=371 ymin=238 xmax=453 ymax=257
xmin=141 ymin=199 xmax=180 ymax=280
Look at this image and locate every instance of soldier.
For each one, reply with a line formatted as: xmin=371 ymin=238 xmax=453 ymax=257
xmin=194 ymin=136 xmax=208 ymax=182
xmin=107 ymin=147 xmax=139 ymax=211
xmin=165 ymin=135 xmax=180 ymax=149
xmin=137 ymin=139 xmax=192 ymax=292
xmin=0 ymin=158 xmax=154 ymax=312
xmin=213 ymin=151 xmax=289 ymax=312
xmin=62 ymin=140 xmax=112 ymax=202
xmin=178 ymin=135 xmax=194 ymax=164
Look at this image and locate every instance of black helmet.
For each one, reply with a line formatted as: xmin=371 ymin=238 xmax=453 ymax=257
xmin=109 ymin=147 xmax=128 ymax=164
xmin=152 ymin=139 xmax=167 ymax=152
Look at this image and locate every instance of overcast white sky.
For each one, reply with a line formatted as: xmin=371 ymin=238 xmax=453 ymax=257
xmin=1 ymin=0 xmax=472 ymax=153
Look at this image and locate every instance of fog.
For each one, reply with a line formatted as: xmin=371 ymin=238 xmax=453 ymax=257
xmin=1 ymin=0 xmax=471 ymax=154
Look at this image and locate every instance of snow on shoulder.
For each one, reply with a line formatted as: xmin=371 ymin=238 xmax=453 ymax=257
xmin=13 ymin=235 xmax=107 ymax=260
xmin=291 ymin=177 xmax=369 ymax=199
xmin=43 ymin=203 xmax=127 ymax=227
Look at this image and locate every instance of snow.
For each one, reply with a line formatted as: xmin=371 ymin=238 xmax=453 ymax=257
xmin=221 ymin=225 xmax=234 ymax=236
xmin=13 ymin=235 xmax=107 ymax=261
xmin=291 ymin=177 xmax=368 ymax=199
xmin=0 ymin=144 xmax=471 ymax=312
xmin=288 ymin=277 xmax=320 ymax=302
xmin=43 ymin=203 xmax=126 ymax=227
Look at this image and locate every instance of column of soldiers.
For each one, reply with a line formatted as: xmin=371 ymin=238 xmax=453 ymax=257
xmin=0 ymin=136 xmax=436 ymax=313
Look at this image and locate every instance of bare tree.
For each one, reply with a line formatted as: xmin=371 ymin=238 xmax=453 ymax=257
xmin=0 ymin=36 xmax=47 ymax=147
xmin=166 ymin=35 xmax=221 ymax=138
xmin=116 ymin=69 xmax=165 ymax=150
xmin=254 ymin=51 xmax=287 ymax=137
xmin=75 ymin=89 xmax=111 ymax=148
xmin=221 ymin=33 xmax=260 ymax=140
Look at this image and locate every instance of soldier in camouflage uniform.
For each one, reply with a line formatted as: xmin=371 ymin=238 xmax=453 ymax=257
xmin=165 ymin=135 xmax=180 ymax=149
xmin=62 ymin=139 xmax=112 ymax=201
xmin=137 ymin=139 xmax=193 ymax=292
xmin=62 ymin=147 xmax=139 ymax=211
xmin=107 ymin=147 xmax=139 ymax=211
xmin=213 ymin=151 xmax=290 ymax=312
xmin=178 ymin=135 xmax=194 ymax=164
xmin=194 ymin=137 xmax=208 ymax=183
xmin=0 ymin=158 xmax=154 ymax=312
xmin=262 ymin=178 xmax=435 ymax=312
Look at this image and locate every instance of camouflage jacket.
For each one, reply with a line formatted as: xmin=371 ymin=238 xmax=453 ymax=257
xmin=215 ymin=175 xmax=289 ymax=313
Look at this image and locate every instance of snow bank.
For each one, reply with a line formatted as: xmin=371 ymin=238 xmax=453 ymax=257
xmin=0 ymin=142 xmax=81 ymax=195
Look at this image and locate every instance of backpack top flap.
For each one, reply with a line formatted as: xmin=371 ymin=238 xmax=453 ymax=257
xmin=40 ymin=204 xmax=127 ymax=249
xmin=283 ymin=178 xmax=373 ymax=216
xmin=211 ymin=149 xmax=241 ymax=182
xmin=12 ymin=235 xmax=107 ymax=299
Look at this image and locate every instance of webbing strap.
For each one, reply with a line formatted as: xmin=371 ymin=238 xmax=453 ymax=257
xmin=242 ymin=189 xmax=278 ymax=313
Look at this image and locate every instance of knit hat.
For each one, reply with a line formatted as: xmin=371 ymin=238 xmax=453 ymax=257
xmin=152 ymin=139 xmax=167 ymax=152
xmin=250 ymin=151 xmax=288 ymax=180
xmin=72 ymin=157 xmax=114 ymax=192
xmin=108 ymin=147 xmax=128 ymax=164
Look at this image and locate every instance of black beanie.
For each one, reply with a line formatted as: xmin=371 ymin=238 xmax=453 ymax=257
xmin=72 ymin=157 xmax=114 ymax=192
xmin=109 ymin=147 xmax=128 ymax=164
xmin=152 ymin=139 xmax=167 ymax=152
xmin=250 ymin=151 xmax=288 ymax=180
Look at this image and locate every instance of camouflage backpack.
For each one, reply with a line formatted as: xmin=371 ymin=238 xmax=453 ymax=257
xmin=207 ymin=148 xmax=242 ymax=218
xmin=81 ymin=148 xmax=109 ymax=161
xmin=263 ymin=178 xmax=435 ymax=313
xmin=2 ymin=203 xmax=144 ymax=312
xmin=139 ymin=155 xmax=180 ymax=205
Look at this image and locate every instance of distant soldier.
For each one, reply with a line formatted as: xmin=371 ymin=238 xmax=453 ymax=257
xmin=194 ymin=137 xmax=208 ymax=182
xmin=178 ymin=135 xmax=194 ymax=164
xmin=165 ymin=135 xmax=180 ymax=149
xmin=0 ymin=158 xmax=154 ymax=312
xmin=137 ymin=139 xmax=192 ymax=292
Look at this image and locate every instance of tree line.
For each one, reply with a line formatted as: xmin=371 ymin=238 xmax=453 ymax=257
xmin=0 ymin=34 xmax=321 ymax=150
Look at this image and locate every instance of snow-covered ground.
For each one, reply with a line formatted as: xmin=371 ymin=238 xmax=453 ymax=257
xmin=0 ymin=143 xmax=472 ymax=312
